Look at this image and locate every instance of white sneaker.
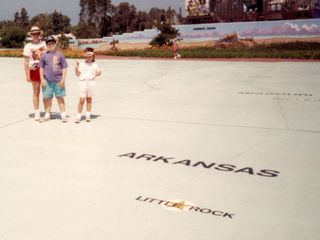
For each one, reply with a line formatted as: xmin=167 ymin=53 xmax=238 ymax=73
xmin=43 ymin=113 xmax=50 ymax=122
xmin=75 ymin=115 xmax=81 ymax=123
xmin=61 ymin=115 xmax=68 ymax=123
xmin=34 ymin=112 xmax=41 ymax=121
xmin=85 ymin=115 xmax=91 ymax=122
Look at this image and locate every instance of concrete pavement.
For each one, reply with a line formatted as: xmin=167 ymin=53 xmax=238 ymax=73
xmin=0 ymin=57 xmax=319 ymax=240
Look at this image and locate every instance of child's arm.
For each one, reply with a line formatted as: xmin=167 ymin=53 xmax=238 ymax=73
xmin=75 ymin=62 xmax=81 ymax=77
xmin=59 ymin=54 xmax=68 ymax=88
xmin=95 ymin=65 xmax=102 ymax=77
xmin=59 ymin=68 xmax=67 ymax=88
xmin=39 ymin=56 xmax=46 ymax=87
xmin=39 ymin=67 xmax=46 ymax=88
xmin=95 ymin=69 xmax=102 ymax=77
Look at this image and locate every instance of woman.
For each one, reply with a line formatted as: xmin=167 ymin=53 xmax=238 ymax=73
xmin=23 ymin=26 xmax=46 ymax=121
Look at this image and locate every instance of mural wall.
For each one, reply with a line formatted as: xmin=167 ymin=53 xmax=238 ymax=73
xmin=177 ymin=18 xmax=320 ymax=42
xmin=75 ymin=19 xmax=320 ymax=48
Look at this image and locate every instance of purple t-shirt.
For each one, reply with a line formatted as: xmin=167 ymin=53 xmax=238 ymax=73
xmin=39 ymin=50 xmax=68 ymax=82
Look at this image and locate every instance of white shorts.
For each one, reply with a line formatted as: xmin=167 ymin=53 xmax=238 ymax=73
xmin=79 ymin=80 xmax=96 ymax=98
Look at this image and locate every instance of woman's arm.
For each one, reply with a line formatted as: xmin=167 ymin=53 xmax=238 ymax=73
xmin=24 ymin=57 xmax=31 ymax=82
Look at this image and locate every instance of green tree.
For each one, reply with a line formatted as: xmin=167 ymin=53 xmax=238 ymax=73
xmin=30 ymin=11 xmax=71 ymax=36
xmin=97 ymin=0 xmax=113 ymax=36
xmin=0 ymin=24 xmax=27 ymax=48
xmin=73 ymin=21 xmax=98 ymax=38
xmin=111 ymin=2 xmax=137 ymax=34
xmin=51 ymin=10 xmax=71 ymax=34
xmin=30 ymin=13 xmax=54 ymax=36
xmin=13 ymin=8 xmax=29 ymax=30
xmin=14 ymin=12 xmax=20 ymax=26
xmin=20 ymin=8 xmax=30 ymax=29
xmin=148 ymin=8 xmax=166 ymax=27
xmin=165 ymin=7 xmax=176 ymax=25
xmin=150 ymin=22 xmax=178 ymax=47
xmin=79 ymin=0 xmax=112 ymax=37
xmin=134 ymin=11 xmax=150 ymax=31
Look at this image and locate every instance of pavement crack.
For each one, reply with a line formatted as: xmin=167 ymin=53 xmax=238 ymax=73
xmin=144 ymin=73 xmax=166 ymax=91
xmin=100 ymin=115 xmax=320 ymax=134
xmin=225 ymin=140 xmax=269 ymax=162
xmin=277 ymin=100 xmax=290 ymax=130
xmin=0 ymin=119 xmax=29 ymax=130
xmin=94 ymin=73 xmax=166 ymax=104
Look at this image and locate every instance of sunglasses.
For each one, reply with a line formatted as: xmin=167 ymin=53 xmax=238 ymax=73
xmin=31 ymin=33 xmax=41 ymax=36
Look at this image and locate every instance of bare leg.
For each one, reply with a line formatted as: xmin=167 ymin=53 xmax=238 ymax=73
xmin=43 ymin=98 xmax=52 ymax=121
xmin=85 ymin=97 xmax=92 ymax=122
xmin=56 ymin=97 xmax=65 ymax=113
xmin=86 ymin=97 xmax=92 ymax=113
xmin=77 ymin=98 xmax=85 ymax=114
xmin=57 ymin=97 xmax=67 ymax=122
xmin=44 ymin=98 xmax=52 ymax=113
xmin=75 ymin=98 xmax=85 ymax=123
xmin=31 ymin=81 xmax=40 ymax=111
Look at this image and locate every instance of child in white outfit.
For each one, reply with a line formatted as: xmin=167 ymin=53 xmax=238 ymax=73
xmin=75 ymin=47 xmax=102 ymax=123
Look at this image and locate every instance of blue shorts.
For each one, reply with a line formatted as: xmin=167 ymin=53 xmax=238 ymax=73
xmin=43 ymin=80 xmax=66 ymax=99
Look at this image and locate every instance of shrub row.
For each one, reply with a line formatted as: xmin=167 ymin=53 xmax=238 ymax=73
xmin=102 ymin=47 xmax=320 ymax=59
xmin=0 ymin=49 xmax=83 ymax=58
xmin=1 ymin=41 xmax=320 ymax=59
xmin=99 ymin=41 xmax=320 ymax=59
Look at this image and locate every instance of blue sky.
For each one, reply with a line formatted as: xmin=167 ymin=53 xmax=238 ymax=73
xmin=0 ymin=0 xmax=185 ymax=25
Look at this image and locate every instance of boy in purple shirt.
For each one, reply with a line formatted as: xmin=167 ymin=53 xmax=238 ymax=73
xmin=39 ymin=36 xmax=68 ymax=122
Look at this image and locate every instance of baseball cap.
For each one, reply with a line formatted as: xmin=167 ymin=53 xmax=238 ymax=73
xmin=45 ymin=36 xmax=57 ymax=44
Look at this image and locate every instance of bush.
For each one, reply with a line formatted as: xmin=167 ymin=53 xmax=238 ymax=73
xmin=150 ymin=22 xmax=178 ymax=47
xmin=58 ymin=33 xmax=69 ymax=49
xmin=1 ymin=26 xmax=26 ymax=48
xmin=0 ymin=49 xmax=23 ymax=57
xmin=1 ymin=41 xmax=320 ymax=60
xmin=99 ymin=41 xmax=320 ymax=59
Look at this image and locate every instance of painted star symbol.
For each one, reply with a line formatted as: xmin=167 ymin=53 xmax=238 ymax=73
xmin=172 ymin=201 xmax=188 ymax=210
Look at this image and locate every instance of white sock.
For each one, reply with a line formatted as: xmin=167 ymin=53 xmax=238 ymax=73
xmin=61 ymin=112 xmax=66 ymax=118
xmin=77 ymin=113 xmax=81 ymax=119
xmin=44 ymin=112 xmax=50 ymax=118
xmin=86 ymin=112 xmax=91 ymax=117
xmin=35 ymin=110 xmax=40 ymax=114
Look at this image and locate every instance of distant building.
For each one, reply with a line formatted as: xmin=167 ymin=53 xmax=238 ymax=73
xmin=184 ymin=0 xmax=320 ymax=23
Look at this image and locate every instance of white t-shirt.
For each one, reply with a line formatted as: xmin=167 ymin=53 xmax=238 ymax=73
xmin=23 ymin=41 xmax=47 ymax=70
xmin=78 ymin=61 xmax=101 ymax=81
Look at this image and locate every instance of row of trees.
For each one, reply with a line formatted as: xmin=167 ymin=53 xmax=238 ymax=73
xmin=0 ymin=0 xmax=181 ymax=48
xmin=0 ymin=8 xmax=71 ymax=48
xmin=76 ymin=0 xmax=179 ymax=38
